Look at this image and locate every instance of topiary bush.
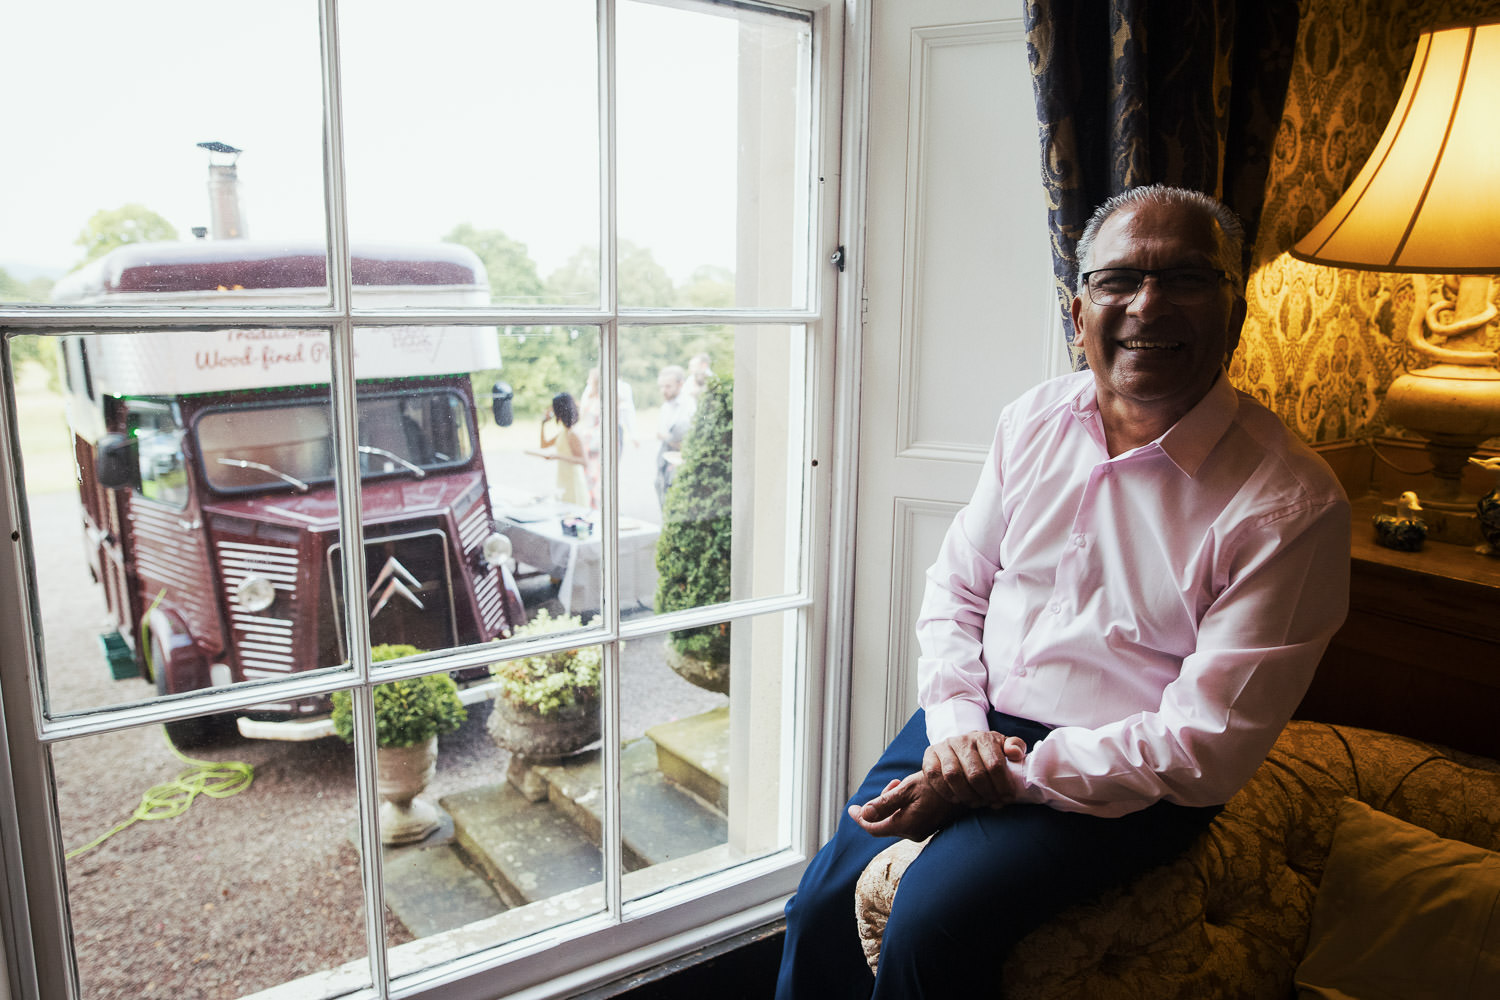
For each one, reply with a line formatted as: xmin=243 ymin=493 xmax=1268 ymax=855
xmin=330 ymin=644 xmax=467 ymax=748
xmin=654 ymin=375 xmax=732 ymax=671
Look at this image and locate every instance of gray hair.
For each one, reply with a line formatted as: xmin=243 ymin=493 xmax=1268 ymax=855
xmin=1074 ymin=185 xmax=1246 ymax=295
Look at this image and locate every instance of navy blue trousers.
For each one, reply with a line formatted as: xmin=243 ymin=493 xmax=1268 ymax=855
xmin=775 ymin=710 xmax=1220 ymax=999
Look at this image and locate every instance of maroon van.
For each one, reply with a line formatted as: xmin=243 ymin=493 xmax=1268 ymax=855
xmin=53 ymin=240 xmax=523 ymax=744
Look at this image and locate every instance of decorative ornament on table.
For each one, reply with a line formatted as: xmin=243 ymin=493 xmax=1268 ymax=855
xmin=1372 ymin=491 xmax=1429 ymax=552
xmin=1472 ymin=457 xmax=1500 ymax=557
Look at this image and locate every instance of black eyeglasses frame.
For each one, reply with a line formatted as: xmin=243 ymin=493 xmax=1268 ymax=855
xmin=1080 ymin=267 xmax=1229 ymax=307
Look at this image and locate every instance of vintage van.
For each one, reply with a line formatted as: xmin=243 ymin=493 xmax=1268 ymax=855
xmin=52 ymin=239 xmax=522 ymax=744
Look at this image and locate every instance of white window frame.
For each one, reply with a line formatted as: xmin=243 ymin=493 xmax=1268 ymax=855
xmin=0 ymin=0 xmax=852 ymax=996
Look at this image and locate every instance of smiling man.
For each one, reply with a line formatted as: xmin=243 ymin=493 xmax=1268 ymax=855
xmin=776 ymin=185 xmax=1351 ymax=998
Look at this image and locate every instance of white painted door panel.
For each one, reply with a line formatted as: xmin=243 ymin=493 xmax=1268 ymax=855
xmin=847 ymin=0 xmax=1063 ymax=790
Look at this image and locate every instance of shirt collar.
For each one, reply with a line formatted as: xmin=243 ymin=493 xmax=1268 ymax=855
xmin=1156 ymin=370 xmax=1238 ymax=477
xmin=1068 ymin=369 xmax=1238 ymax=477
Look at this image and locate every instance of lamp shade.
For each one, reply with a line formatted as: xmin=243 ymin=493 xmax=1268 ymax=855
xmin=1290 ymin=21 xmax=1500 ymax=273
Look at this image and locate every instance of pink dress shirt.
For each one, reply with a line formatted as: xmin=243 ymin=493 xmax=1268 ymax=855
xmin=918 ymin=369 xmax=1350 ymax=817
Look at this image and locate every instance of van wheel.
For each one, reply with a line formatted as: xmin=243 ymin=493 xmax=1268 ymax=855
xmin=151 ymin=633 xmax=235 ymax=750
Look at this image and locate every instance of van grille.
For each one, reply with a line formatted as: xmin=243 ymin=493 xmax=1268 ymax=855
xmin=218 ymin=540 xmax=298 ymax=679
xmin=132 ymin=501 xmax=217 ymax=648
xmin=329 ymin=528 xmax=458 ymax=653
xmin=459 ymin=501 xmax=505 ymax=633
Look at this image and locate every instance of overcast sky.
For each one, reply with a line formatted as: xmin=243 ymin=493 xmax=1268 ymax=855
xmin=0 ymin=0 xmax=740 ymax=284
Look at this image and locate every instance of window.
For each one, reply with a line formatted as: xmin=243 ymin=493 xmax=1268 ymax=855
xmin=0 ymin=1 xmax=843 ymax=997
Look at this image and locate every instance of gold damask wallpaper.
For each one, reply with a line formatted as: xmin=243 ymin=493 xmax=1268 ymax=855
xmin=1232 ymin=0 xmax=1500 ymax=445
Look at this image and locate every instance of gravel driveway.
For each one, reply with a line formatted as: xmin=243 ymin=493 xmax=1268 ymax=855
xmin=29 ymin=487 xmax=724 ymax=999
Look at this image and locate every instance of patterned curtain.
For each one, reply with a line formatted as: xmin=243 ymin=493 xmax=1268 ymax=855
xmin=1023 ymin=0 xmax=1300 ymax=365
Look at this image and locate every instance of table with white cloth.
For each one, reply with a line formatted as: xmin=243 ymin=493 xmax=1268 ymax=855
xmin=493 ymin=500 xmax=660 ymax=617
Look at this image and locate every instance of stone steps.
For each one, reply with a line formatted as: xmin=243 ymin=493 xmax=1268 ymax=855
xmin=442 ymin=780 xmax=604 ymax=908
xmin=378 ymin=813 xmax=509 ymax=938
xmin=378 ymin=709 xmax=730 ymax=935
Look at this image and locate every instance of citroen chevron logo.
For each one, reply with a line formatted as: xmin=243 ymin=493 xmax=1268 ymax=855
xmin=368 ymin=556 xmax=426 ymax=617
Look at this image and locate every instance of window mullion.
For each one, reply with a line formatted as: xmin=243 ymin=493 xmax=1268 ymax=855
xmin=598 ymin=0 xmax=625 ymax=927
xmin=320 ymin=0 xmax=390 ymax=994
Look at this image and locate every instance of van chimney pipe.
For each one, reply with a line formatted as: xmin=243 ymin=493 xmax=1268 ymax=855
xmin=197 ymin=142 xmax=247 ymax=240
xmin=207 ymin=163 xmax=246 ymax=239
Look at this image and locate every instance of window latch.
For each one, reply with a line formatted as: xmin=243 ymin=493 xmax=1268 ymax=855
xmin=829 ymin=246 xmax=846 ymax=272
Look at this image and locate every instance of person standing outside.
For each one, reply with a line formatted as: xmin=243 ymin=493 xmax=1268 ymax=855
xmin=683 ymin=352 xmax=711 ymax=402
xmin=530 ymin=392 xmax=590 ymax=507
xmin=776 ymin=185 xmax=1350 ymax=997
xmin=654 ymin=364 xmax=696 ymax=507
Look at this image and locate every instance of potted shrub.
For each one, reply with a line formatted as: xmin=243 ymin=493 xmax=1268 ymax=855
xmin=331 ymin=643 xmax=467 ymax=844
xmin=654 ymin=375 xmax=732 ymax=693
xmin=486 ymin=609 xmax=603 ymax=774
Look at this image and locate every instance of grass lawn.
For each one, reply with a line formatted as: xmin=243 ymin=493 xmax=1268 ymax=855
xmin=12 ymin=362 xmax=77 ymax=497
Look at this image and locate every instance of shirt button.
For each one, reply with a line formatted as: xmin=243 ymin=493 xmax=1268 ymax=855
xmin=1048 ymin=603 xmax=1061 ymax=615
xmin=1014 ymin=666 xmax=1028 ymax=677
xmin=1072 ymin=534 xmax=1087 ymax=548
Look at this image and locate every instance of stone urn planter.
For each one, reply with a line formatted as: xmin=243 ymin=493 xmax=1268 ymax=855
xmin=486 ymin=693 xmax=601 ymax=801
xmin=664 ymin=640 xmax=729 ymax=696
xmin=331 ymin=645 xmax=467 ymax=845
xmin=486 ymin=693 xmax=601 ymax=760
xmin=376 ymin=736 xmax=441 ymax=844
xmin=488 ymin=609 xmax=602 ymax=799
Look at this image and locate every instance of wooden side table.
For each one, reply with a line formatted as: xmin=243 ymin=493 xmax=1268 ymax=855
xmin=1296 ymin=496 xmax=1500 ymax=759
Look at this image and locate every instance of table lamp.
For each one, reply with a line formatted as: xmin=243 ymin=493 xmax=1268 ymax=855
xmin=1290 ymin=20 xmax=1500 ymax=508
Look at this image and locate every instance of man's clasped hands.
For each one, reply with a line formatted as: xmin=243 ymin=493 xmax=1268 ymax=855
xmin=849 ymin=730 xmax=1028 ymax=840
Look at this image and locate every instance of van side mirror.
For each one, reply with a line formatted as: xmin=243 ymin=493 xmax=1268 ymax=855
xmin=95 ymin=433 xmax=140 ymax=491
xmin=491 ymin=381 xmax=514 ymax=428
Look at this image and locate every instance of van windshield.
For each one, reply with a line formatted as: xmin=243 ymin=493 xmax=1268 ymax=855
xmin=196 ymin=389 xmax=474 ymax=493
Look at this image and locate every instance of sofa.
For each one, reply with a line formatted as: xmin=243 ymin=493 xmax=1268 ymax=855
xmin=854 ymin=720 xmax=1500 ymax=999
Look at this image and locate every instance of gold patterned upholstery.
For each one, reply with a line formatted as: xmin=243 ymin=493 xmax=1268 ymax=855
xmin=854 ymin=721 xmax=1500 ymax=998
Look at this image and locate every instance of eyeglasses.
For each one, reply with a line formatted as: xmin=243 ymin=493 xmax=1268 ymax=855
xmin=1081 ymin=267 xmax=1228 ymax=306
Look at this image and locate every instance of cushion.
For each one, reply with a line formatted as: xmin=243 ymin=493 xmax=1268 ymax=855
xmin=1295 ymin=797 xmax=1500 ymax=1000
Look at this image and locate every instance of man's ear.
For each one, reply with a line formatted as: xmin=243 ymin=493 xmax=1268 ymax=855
xmin=1070 ymin=295 xmax=1087 ymax=356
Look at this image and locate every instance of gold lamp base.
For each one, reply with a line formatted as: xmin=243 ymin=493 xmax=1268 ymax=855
xmin=1385 ymin=364 xmax=1500 ymax=504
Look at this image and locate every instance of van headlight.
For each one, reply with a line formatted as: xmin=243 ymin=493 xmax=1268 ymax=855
xmin=481 ymin=532 xmax=513 ymax=569
xmin=235 ymin=575 xmax=277 ymax=612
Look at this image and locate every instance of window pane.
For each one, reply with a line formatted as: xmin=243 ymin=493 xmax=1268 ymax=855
xmin=621 ymin=324 xmax=805 ymax=621
xmin=378 ymin=650 xmax=607 ymax=974
xmin=622 ymin=608 xmax=796 ymax=903
xmin=351 ymin=324 xmax=602 ymax=659
xmin=340 ymin=0 xmax=601 ymax=308
xmin=54 ymin=715 xmax=369 ymax=998
xmin=0 ymin=0 xmax=327 ymax=305
xmin=7 ymin=330 xmax=358 ymax=721
xmin=618 ymin=1 xmax=813 ymax=309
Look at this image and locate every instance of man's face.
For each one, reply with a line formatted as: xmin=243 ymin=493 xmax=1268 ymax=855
xmin=1071 ymin=201 xmax=1245 ymax=423
xmin=658 ymin=374 xmax=682 ymax=401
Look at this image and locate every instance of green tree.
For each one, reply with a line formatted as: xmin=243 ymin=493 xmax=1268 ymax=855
xmin=492 ymin=326 xmax=598 ymax=424
xmin=618 ymin=239 xmax=676 ymax=309
xmin=676 ymin=265 xmax=734 ymax=310
xmin=0 ymin=268 xmax=54 ymax=306
xmin=3 ymin=265 xmax=61 ymax=389
xmin=544 ymin=244 xmax=602 ymax=309
xmin=74 ymin=204 xmax=178 ymax=266
xmin=442 ymin=224 xmax=560 ymax=422
xmin=0 ymin=267 xmax=26 ymax=300
xmin=442 ymin=223 xmax=544 ymax=304
xmin=654 ymin=375 xmax=733 ymax=690
xmin=4 ymin=332 xmax=62 ymax=394
xmin=544 ymin=240 xmax=681 ymax=405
